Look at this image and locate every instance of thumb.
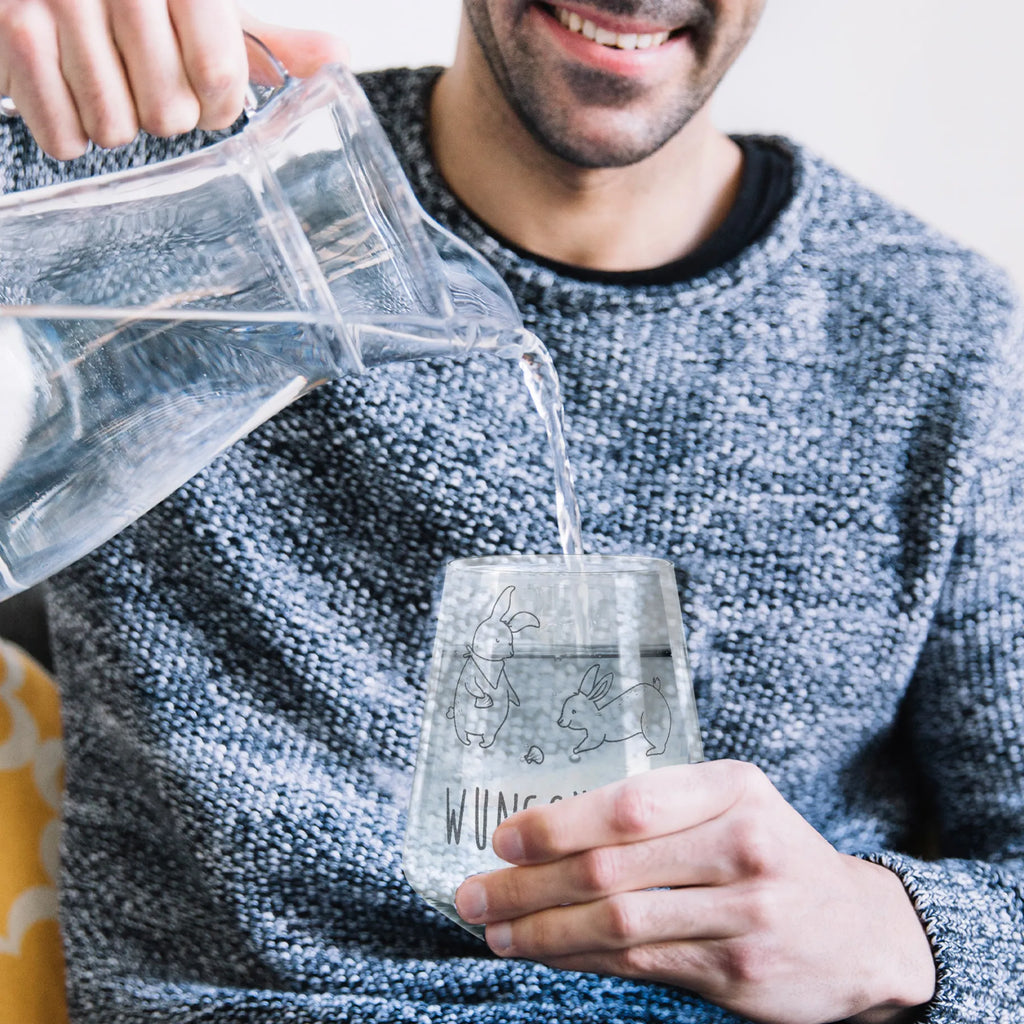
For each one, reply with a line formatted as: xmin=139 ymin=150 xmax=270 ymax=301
xmin=241 ymin=14 xmax=350 ymax=80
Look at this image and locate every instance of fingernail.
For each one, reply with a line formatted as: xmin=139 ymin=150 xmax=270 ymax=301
xmin=493 ymin=825 xmax=524 ymax=862
xmin=486 ymin=921 xmax=512 ymax=956
xmin=456 ymin=879 xmax=487 ymax=923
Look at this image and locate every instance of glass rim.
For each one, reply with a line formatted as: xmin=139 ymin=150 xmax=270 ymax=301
xmin=445 ymin=554 xmax=675 ymax=576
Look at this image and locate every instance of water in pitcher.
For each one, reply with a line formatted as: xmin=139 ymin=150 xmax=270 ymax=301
xmin=0 ymin=308 xmax=322 ymax=595
xmin=0 ymin=310 xmax=581 ymax=596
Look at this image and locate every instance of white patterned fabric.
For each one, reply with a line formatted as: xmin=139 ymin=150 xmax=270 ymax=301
xmin=0 ymin=641 xmax=67 ymax=1024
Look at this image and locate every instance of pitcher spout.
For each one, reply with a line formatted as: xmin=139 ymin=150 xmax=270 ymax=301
xmin=349 ymin=319 xmax=532 ymax=369
xmin=350 ymin=214 xmax=525 ymax=368
xmin=427 ymin=215 xmax=523 ymax=334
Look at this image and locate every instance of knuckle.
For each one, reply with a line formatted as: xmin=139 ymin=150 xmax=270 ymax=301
xmin=109 ymin=0 xmax=153 ymax=24
xmin=738 ymin=882 xmax=781 ymax=934
xmin=502 ymin=868 xmax=533 ymax=911
xmin=730 ymin=813 xmax=781 ymax=877
xmin=724 ymin=757 xmax=769 ymax=796
xmin=575 ymin=846 xmax=620 ymax=895
xmin=108 ymin=0 xmax=160 ymax=43
xmin=40 ymin=132 xmax=88 ymax=161
xmin=0 ymin=7 xmax=52 ymax=86
xmin=78 ymin=98 xmax=137 ymax=151
xmin=188 ymin=56 xmax=243 ymax=102
xmin=616 ymin=942 xmax=656 ymax=978
xmin=517 ymin=911 xmax=555 ymax=954
xmin=1 ymin=2 xmax=50 ymax=48
xmin=138 ymin=97 xmax=200 ymax=138
xmin=610 ymin=777 xmax=658 ymax=837
xmin=89 ymin=119 xmax=136 ymax=150
xmin=601 ymin=893 xmax=643 ymax=943
xmin=116 ymin=0 xmax=151 ymax=18
xmin=720 ymin=936 xmax=773 ymax=988
xmin=529 ymin=810 xmax=569 ymax=859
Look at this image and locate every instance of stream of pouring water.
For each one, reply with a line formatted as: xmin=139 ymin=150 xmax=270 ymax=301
xmin=512 ymin=330 xmax=584 ymax=558
xmin=339 ymin=319 xmax=584 ymax=556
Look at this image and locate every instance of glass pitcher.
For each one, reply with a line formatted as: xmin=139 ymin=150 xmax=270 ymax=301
xmin=0 ymin=38 xmax=528 ymax=601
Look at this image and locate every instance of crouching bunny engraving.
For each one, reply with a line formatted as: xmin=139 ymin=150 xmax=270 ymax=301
xmin=448 ymin=585 xmax=540 ymax=749
xmin=558 ymin=664 xmax=672 ymax=756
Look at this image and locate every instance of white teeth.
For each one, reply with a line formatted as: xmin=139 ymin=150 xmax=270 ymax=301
xmin=555 ymin=7 xmax=673 ymax=50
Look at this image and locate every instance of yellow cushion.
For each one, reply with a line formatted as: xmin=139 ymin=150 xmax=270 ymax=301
xmin=0 ymin=639 xmax=68 ymax=1024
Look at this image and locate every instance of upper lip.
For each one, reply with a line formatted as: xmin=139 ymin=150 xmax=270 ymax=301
xmin=542 ymin=2 xmax=686 ymax=37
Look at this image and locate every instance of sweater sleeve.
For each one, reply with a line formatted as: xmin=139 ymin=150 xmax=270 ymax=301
xmin=869 ymin=303 xmax=1024 ymax=1023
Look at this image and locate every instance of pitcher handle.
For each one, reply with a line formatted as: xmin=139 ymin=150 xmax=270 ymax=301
xmin=243 ymin=30 xmax=291 ymax=114
xmin=0 ymin=30 xmax=290 ymax=122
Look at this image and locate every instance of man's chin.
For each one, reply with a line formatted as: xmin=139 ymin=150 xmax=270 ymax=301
xmin=521 ymin=110 xmax=697 ymax=169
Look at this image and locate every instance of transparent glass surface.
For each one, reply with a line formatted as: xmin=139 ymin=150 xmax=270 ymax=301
xmin=404 ymin=554 xmax=703 ymax=937
xmin=0 ymin=55 xmax=524 ymax=600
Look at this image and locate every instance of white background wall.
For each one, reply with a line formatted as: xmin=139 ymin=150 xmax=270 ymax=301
xmin=246 ymin=0 xmax=1023 ymax=292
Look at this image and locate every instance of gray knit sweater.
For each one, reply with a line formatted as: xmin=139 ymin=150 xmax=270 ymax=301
xmin=3 ymin=67 xmax=1023 ymax=1023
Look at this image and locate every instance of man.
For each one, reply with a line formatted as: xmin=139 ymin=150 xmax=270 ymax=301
xmin=1 ymin=2 xmax=1021 ymax=1022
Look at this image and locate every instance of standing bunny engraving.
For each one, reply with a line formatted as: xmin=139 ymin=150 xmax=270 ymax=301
xmin=447 ymin=585 xmax=540 ymax=749
xmin=557 ymin=664 xmax=672 ymax=756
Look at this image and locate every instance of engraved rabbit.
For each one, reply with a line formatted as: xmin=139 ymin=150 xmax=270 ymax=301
xmin=557 ymin=664 xmax=672 ymax=756
xmin=448 ymin=585 xmax=540 ymax=749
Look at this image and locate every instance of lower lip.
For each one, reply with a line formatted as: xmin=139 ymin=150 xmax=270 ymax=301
xmin=529 ymin=4 xmax=689 ymax=75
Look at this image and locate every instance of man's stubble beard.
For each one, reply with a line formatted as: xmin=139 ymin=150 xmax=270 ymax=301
xmin=502 ymin=57 xmax=713 ymax=168
xmin=461 ymin=0 xmax=759 ymax=169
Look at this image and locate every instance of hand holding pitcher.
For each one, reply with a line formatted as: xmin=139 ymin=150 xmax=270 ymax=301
xmin=0 ymin=0 xmax=348 ymax=158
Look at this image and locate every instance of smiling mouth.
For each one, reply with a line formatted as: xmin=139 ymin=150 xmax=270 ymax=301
xmin=542 ymin=4 xmax=685 ymax=50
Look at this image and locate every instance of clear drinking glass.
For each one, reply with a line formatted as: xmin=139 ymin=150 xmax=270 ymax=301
xmin=403 ymin=554 xmax=703 ymax=936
